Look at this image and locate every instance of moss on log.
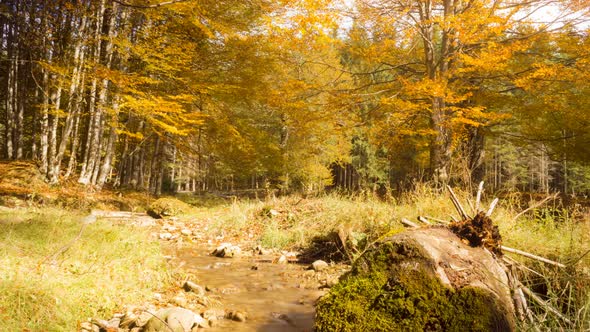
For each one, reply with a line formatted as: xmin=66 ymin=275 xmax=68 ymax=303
xmin=315 ymin=227 xmax=514 ymax=332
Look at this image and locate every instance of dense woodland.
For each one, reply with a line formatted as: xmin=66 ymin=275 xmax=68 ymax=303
xmin=1 ymin=0 xmax=590 ymax=195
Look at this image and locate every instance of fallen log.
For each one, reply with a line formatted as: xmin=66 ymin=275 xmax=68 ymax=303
xmin=315 ymin=227 xmax=515 ymax=331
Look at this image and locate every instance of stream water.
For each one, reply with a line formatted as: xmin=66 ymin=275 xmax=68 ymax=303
xmin=176 ymin=247 xmax=330 ymax=332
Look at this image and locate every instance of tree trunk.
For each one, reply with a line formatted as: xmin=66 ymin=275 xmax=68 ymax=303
xmin=79 ymin=0 xmax=107 ymax=185
xmin=50 ymin=15 xmax=88 ymax=183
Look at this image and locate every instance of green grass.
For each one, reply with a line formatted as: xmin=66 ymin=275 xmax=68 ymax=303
xmin=178 ymin=185 xmax=590 ymax=330
xmin=0 ymin=207 xmax=170 ymax=331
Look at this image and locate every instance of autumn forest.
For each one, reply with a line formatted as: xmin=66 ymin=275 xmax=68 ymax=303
xmin=2 ymin=0 xmax=590 ymax=195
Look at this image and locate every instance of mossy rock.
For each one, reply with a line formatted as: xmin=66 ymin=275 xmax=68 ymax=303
xmin=315 ymin=227 xmax=515 ymax=332
xmin=147 ymin=197 xmax=190 ymax=218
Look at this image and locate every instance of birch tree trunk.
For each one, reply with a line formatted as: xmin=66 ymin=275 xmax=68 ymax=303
xmin=49 ymin=15 xmax=88 ymax=183
xmin=79 ymin=0 xmax=107 ymax=185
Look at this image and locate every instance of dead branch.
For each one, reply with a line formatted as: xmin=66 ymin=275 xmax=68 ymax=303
xmin=512 ymin=192 xmax=560 ymax=222
xmin=569 ymin=249 xmax=590 ymax=266
xmin=401 ymin=218 xmax=419 ymax=228
xmin=417 ymin=216 xmax=431 ymax=225
xmin=446 ymin=185 xmax=469 ymax=219
xmin=519 ymin=282 xmax=573 ymax=326
xmin=486 ymin=198 xmax=499 ymax=217
xmin=475 ymin=181 xmax=484 ymax=212
xmin=40 ymin=223 xmax=87 ymax=265
xmin=501 ymin=245 xmax=566 ymax=268
xmin=421 ymin=215 xmax=449 ymax=224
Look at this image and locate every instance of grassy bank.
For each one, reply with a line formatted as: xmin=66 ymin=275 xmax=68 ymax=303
xmin=0 ymin=207 xmax=170 ymax=331
xmin=176 ymin=187 xmax=590 ymax=329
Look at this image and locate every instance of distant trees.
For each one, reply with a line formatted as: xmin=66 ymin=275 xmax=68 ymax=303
xmin=1 ymin=0 xmax=589 ymax=195
xmin=337 ymin=0 xmax=590 ymax=193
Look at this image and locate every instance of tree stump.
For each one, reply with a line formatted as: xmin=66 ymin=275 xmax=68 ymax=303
xmin=315 ymin=227 xmax=515 ymax=331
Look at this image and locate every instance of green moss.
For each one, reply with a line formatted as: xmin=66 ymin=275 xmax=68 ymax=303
xmin=147 ymin=197 xmax=190 ymax=218
xmin=315 ymin=240 xmax=513 ymax=332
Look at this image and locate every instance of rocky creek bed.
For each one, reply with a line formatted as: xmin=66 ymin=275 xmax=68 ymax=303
xmin=80 ymin=211 xmax=349 ymax=332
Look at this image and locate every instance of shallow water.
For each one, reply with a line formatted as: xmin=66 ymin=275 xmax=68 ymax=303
xmin=177 ymin=247 xmax=328 ymax=332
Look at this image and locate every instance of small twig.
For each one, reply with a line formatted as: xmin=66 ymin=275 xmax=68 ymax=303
xmin=501 ymin=245 xmax=566 ymax=268
xmin=503 ymin=256 xmax=545 ymax=278
xmin=512 ymin=192 xmax=560 ymax=222
xmin=141 ymin=310 xmax=174 ymax=332
xmin=569 ymin=249 xmax=590 ymax=266
xmin=517 ymin=287 xmax=539 ymax=329
xmin=416 ymin=216 xmax=431 ymax=225
xmin=40 ymin=223 xmax=87 ymax=265
xmin=422 ymin=215 xmax=450 ymax=224
xmin=446 ymin=185 xmax=469 ymax=220
xmin=401 ymin=218 xmax=419 ymax=228
xmin=519 ymin=282 xmax=573 ymax=326
xmin=475 ymin=181 xmax=484 ymax=212
xmin=486 ymin=198 xmax=499 ymax=217
xmin=449 ymin=215 xmax=459 ymax=222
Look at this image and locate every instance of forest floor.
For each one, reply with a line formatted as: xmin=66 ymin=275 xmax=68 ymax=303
xmin=0 ymin=169 xmax=589 ymax=330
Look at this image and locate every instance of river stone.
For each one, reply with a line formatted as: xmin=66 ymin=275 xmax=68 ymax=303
xmin=171 ymin=294 xmax=188 ymax=307
xmin=226 ymin=310 xmax=247 ymax=322
xmin=212 ymin=243 xmax=241 ymax=257
xmin=277 ymin=255 xmax=288 ymax=264
xmin=183 ymin=281 xmax=205 ymax=296
xmin=143 ymin=307 xmax=204 ymax=332
xmin=312 ymin=260 xmax=329 ymax=271
xmin=315 ymin=227 xmax=515 ymax=332
xmin=159 ymin=232 xmax=173 ymax=240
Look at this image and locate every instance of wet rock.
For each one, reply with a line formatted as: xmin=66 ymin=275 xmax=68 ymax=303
xmin=277 ymin=255 xmax=288 ymax=264
xmin=183 ymin=281 xmax=205 ymax=296
xmin=202 ymin=309 xmax=224 ymax=321
xmin=312 ymin=260 xmax=329 ymax=271
xmin=254 ymin=244 xmax=272 ymax=255
xmin=226 ymin=310 xmax=247 ymax=322
xmin=212 ymin=243 xmax=241 ymax=258
xmin=193 ymin=314 xmax=209 ymax=328
xmin=143 ymin=307 xmax=204 ymax=332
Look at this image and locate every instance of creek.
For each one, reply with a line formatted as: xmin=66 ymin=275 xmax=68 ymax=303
xmin=176 ymin=247 xmax=329 ymax=332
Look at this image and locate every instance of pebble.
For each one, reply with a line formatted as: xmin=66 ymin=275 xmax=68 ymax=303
xmin=212 ymin=243 xmax=242 ymax=258
xmin=277 ymin=255 xmax=288 ymax=264
xmin=183 ymin=280 xmax=205 ymax=296
xmin=312 ymin=260 xmax=329 ymax=271
xmin=181 ymin=229 xmax=192 ymax=236
xmin=171 ymin=295 xmax=188 ymax=307
xmin=226 ymin=310 xmax=247 ymax=322
xmin=159 ymin=232 xmax=172 ymax=240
